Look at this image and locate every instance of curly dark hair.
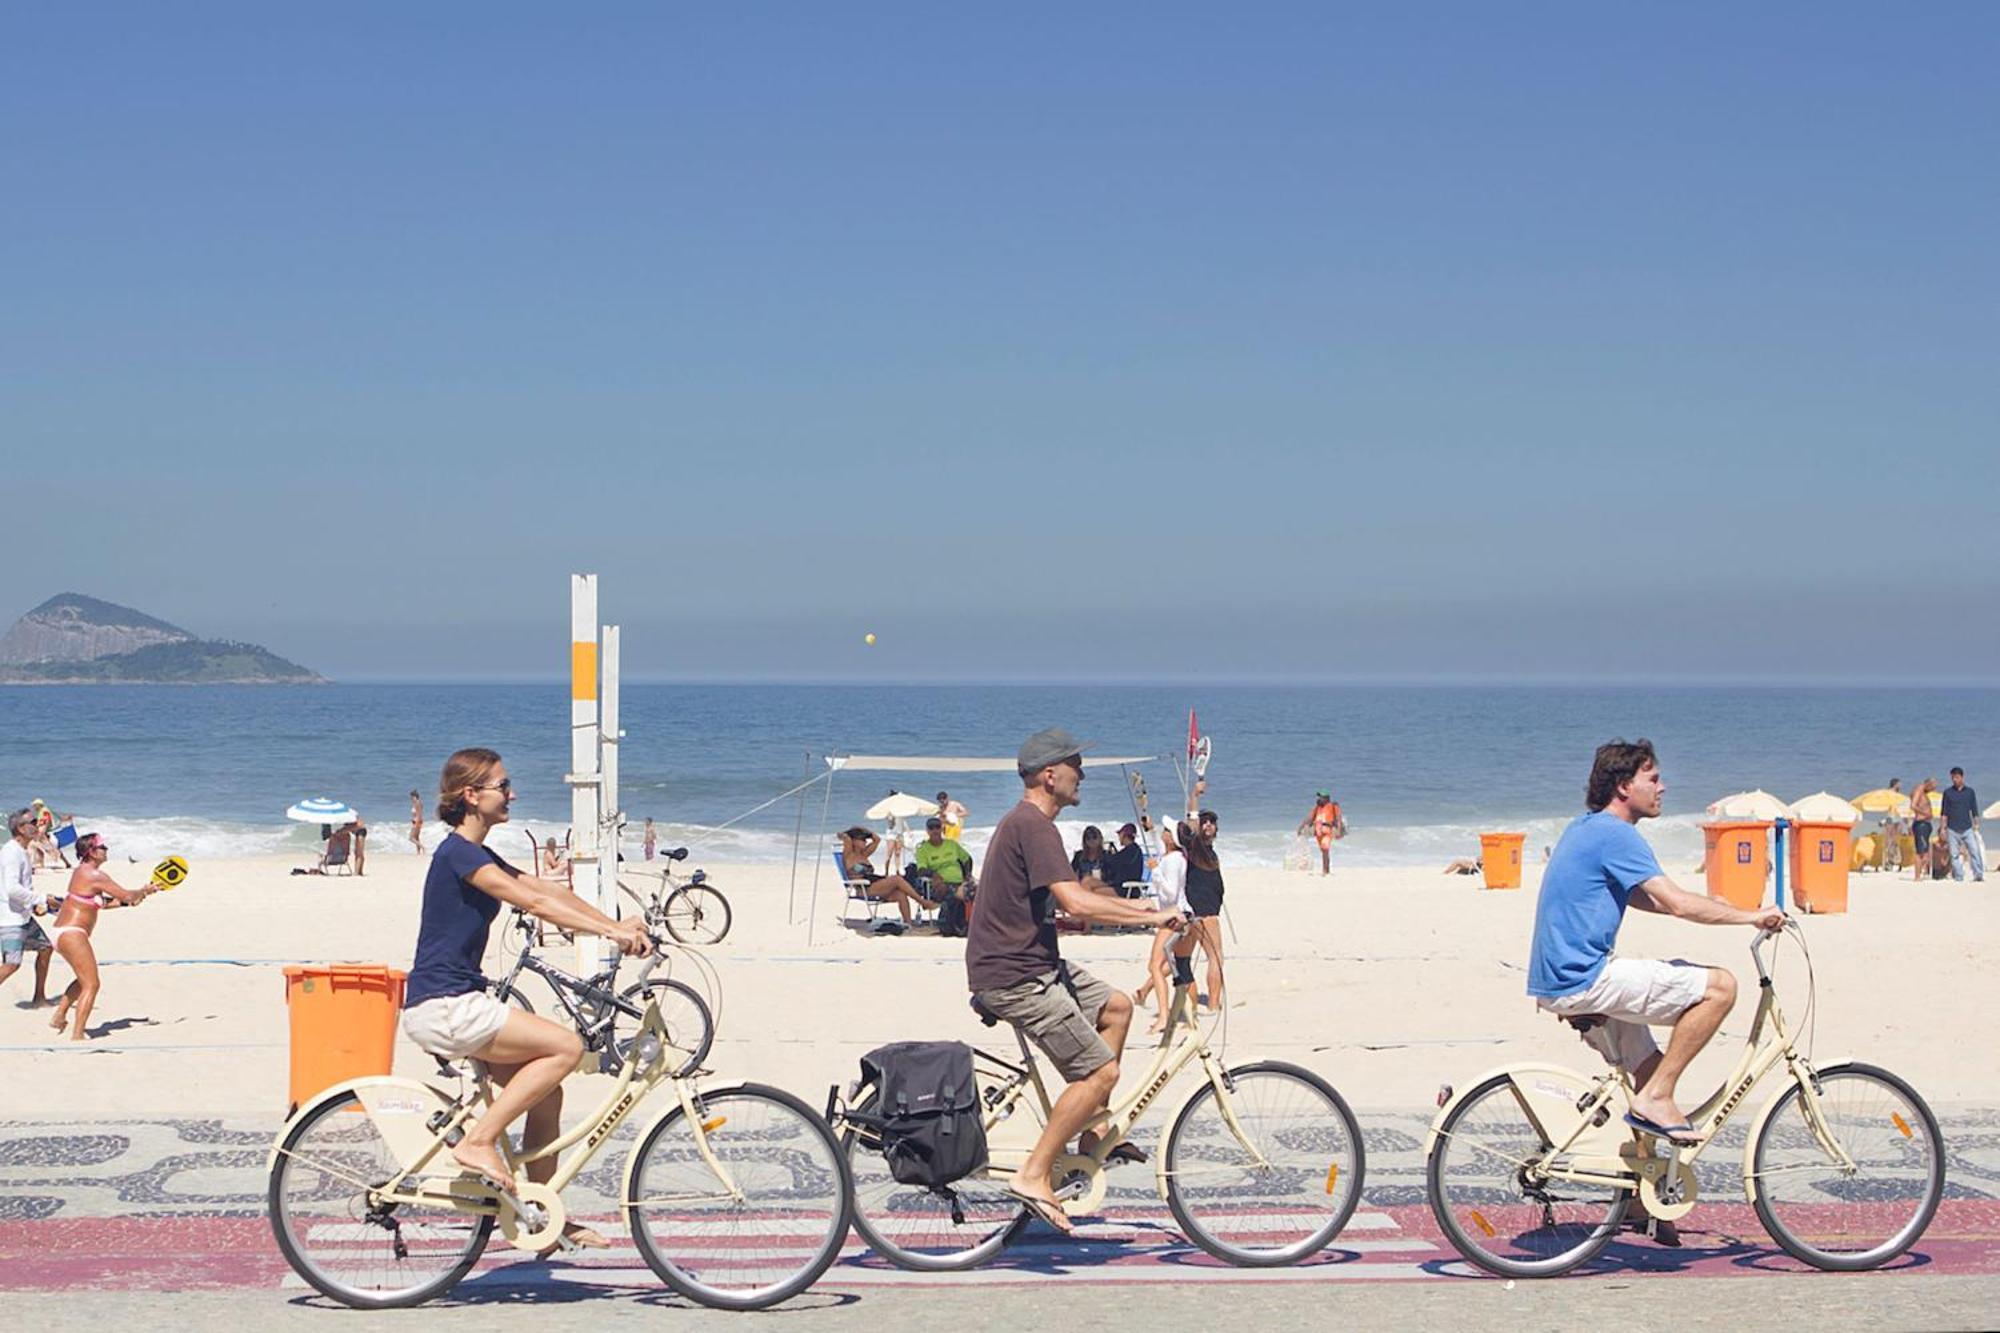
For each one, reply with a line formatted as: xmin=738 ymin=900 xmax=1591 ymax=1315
xmin=1586 ymin=738 xmax=1657 ymax=812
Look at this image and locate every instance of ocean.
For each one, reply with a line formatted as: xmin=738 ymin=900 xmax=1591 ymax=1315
xmin=1 ymin=683 xmax=1993 ymax=872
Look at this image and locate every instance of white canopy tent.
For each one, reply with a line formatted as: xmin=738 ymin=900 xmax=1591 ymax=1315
xmin=795 ymin=752 xmax=1162 ymax=942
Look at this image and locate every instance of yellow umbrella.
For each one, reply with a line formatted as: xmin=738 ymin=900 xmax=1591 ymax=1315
xmin=1788 ymin=792 xmax=1862 ymax=824
xmin=1706 ymin=790 xmax=1790 ymax=821
xmin=1851 ymin=788 xmax=1908 ymax=813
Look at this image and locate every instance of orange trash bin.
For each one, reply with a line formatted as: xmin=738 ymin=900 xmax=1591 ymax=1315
xmin=1789 ymin=822 xmax=1852 ymax=915
xmin=282 ymin=964 xmax=407 ymax=1113
xmin=1701 ymin=821 xmax=1771 ymax=909
xmin=1479 ymin=832 xmax=1526 ymax=890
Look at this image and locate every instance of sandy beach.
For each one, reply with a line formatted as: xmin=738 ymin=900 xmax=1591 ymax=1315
xmin=4 ymin=852 xmax=1993 ymax=1121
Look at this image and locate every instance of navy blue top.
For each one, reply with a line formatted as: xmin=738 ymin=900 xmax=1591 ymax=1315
xmin=1940 ymin=785 xmax=1978 ymax=834
xmin=405 ymin=832 xmax=519 ymax=1008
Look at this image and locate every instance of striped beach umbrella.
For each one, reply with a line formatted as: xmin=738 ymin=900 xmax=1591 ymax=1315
xmin=286 ymin=797 xmax=358 ymax=824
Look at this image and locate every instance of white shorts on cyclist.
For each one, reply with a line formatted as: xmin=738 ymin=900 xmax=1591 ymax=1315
xmin=1537 ymin=955 xmax=1708 ymax=1073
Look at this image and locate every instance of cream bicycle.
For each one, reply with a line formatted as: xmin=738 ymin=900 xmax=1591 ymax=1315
xmin=267 ymin=941 xmax=851 ymax=1311
xmin=833 ymin=955 xmax=1366 ymax=1270
xmin=1426 ymin=921 xmax=1944 ymax=1277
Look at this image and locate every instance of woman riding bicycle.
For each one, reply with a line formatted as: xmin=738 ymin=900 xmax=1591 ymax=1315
xmin=402 ymin=747 xmax=651 ymax=1247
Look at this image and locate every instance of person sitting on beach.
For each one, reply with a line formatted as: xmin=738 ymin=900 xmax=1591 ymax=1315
xmin=318 ymin=823 xmax=353 ymax=874
xmin=838 ymin=826 xmax=932 ymax=925
xmin=45 ymin=832 xmax=158 ymax=1041
xmin=1442 ymin=856 xmax=1483 ymax=875
xmin=967 ymin=728 xmax=1182 ymax=1233
xmin=400 ymin=748 xmax=650 ymax=1249
xmin=910 ymin=816 xmax=975 ymax=903
xmin=1069 ymin=825 xmax=1113 ymax=892
xmin=1528 ymin=739 xmax=1783 ymax=1241
xmin=2 ymin=808 xmax=59 ymax=1007
xmin=540 ymin=836 xmax=569 ymax=881
xmin=1102 ymin=823 xmax=1146 ymax=891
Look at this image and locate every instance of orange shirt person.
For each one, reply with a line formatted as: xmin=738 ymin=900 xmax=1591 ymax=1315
xmin=1296 ymin=791 xmax=1347 ymax=876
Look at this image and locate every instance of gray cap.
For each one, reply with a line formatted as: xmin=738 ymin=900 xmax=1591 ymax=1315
xmin=1017 ymin=727 xmax=1091 ymax=774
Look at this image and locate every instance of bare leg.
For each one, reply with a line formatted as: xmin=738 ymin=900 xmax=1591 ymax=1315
xmin=1008 ymin=1060 xmax=1119 ymax=1234
xmin=486 ymin=1058 xmax=609 ymax=1250
xmin=1197 ymin=918 xmax=1225 ymax=1010
xmin=1320 ymin=845 xmax=1330 ymax=875
xmin=33 ymin=948 xmax=51 ymax=1004
xmin=52 ymin=934 xmax=98 ymax=1040
xmin=1138 ymin=928 xmax=1172 ymax=1031
xmin=0 ymin=961 xmax=17 ymax=994
xmin=1628 ymin=969 xmax=1736 ymax=1130
xmin=453 ymin=1009 xmax=584 ymax=1193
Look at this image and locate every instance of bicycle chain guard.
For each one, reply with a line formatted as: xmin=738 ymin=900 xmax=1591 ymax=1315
xmin=499 ymin=1181 xmax=568 ymax=1252
xmin=1051 ymin=1153 xmax=1107 ymax=1215
xmin=1635 ymin=1155 xmax=1700 ymax=1221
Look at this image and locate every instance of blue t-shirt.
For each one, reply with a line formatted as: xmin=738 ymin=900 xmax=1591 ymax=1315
xmin=1526 ymin=812 xmax=1665 ymax=999
xmin=405 ymin=832 xmax=518 ymax=1008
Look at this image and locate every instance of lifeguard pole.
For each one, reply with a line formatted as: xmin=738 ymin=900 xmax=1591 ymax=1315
xmin=601 ymin=622 xmax=624 ymax=924
xmin=568 ymin=575 xmax=603 ymax=972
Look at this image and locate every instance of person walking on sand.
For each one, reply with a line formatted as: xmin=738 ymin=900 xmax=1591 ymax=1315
xmin=643 ymin=817 xmax=657 ymax=861
xmin=1134 ymin=816 xmax=1189 ymax=1033
xmin=348 ymin=812 xmax=369 ymax=876
xmin=1940 ymin=767 xmax=1984 ymax=882
xmin=2 ymin=808 xmax=58 ymax=1007
xmin=1178 ymin=778 xmax=1229 ymax=1011
xmin=1295 ymin=790 xmax=1347 ymax=876
xmin=46 ymin=832 xmax=159 ymax=1041
xmin=409 ymin=790 xmax=425 ymax=853
xmin=967 ymin=728 xmax=1182 ymax=1233
xmin=1909 ymin=778 xmax=1939 ymax=883
xmin=399 ymin=747 xmax=650 ymax=1250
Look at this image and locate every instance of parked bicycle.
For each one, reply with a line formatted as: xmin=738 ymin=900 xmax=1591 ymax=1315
xmin=267 ymin=924 xmax=849 ymax=1311
xmin=1425 ymin=920 xmax=1944 ymax=1277
xmin=830 ymin=952 xmax=1366 ymax=1270
xmin=636 ymin=846 xmax=732 ymax=945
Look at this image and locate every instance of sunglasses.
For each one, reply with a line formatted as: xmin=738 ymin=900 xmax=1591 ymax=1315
xmin=473 ymin=779 xmax=514 ymax=794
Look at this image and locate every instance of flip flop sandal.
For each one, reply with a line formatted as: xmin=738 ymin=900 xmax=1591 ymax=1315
xmin=1622 ymin=1111 xmax=1700 ymax=1146
xmin=1001 ymin=1186 xmax=1073 ymax=1234
xmin=1103 ymin=1141 xmax=1147 ymax=1165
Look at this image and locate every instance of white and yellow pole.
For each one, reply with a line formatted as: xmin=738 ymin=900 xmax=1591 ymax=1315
xmin=600 ymin=622 xmax=623 ymax=926
xmin=569 ymin=574 xmax=602 ymax=973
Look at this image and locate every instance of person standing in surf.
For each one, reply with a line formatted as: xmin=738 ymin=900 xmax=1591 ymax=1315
xmin=409 ymin=789 xmax=425 ymax=853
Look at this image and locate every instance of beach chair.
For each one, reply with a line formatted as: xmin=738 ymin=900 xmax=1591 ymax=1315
xmin=835 ymin=851 xmax=887 ymax=927
xmin=318 ymin=835 xmax=354 ymax=876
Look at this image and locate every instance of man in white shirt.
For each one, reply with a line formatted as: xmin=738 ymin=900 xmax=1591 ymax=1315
xmin=1 ymin=807 xmax=57 ymax=1005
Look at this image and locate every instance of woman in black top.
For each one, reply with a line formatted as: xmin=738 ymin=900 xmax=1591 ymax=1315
xmin=1177 ymin=779 xmax=1228 ymax=1011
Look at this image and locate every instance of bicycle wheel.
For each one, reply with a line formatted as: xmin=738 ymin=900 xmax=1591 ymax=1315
xmin=663 ymin=884 xmax=732 ymax=945
xmin=1163 ymin=1060 xmax=1364 ymax=1265
xmin=627 ymin=1083 xmax=851 ymax=1310
xmin=1426 ymin=1073 xmax=1629 ymax=1278
xmin=1751 ymin=1062 xmax=1945 ymax=1271
xmin=268 ymin=1089 xmax=492 ymax=1309
xmin=842 ymin=1085 xmax=1028 ymax=1270
xmin=613 ymin=978 xmax=716 ymax=1079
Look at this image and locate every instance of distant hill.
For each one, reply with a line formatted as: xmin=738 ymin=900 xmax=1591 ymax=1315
xmin=0 ymin=593 xmax=324 ymax=684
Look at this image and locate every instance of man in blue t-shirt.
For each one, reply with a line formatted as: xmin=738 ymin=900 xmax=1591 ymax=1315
xmin=1528 ymin=739 xmax=1784 ymax=1148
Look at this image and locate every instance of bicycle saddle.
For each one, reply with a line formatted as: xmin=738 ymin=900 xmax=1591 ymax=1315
xmin=667 ymin=846 xmax=689 ymax=861
xmin=968 ymin=995 xmax=1001 ymax=1028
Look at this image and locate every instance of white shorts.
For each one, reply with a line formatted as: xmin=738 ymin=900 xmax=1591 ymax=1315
xmin=1537 ymin=957 xmax=1711 ymax=1073
xmin=402 ymin=990 xmax=511 ymax=1060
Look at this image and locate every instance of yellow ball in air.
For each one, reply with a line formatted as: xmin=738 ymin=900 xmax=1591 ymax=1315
xmin=864 ymin=633 xmax=877 ymax=646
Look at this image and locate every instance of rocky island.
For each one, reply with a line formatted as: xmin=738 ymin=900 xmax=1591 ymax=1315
xmin=0 ymin=593 xmax=325 ymax=684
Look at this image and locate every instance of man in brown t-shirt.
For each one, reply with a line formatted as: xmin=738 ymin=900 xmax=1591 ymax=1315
xmin=966 ymin=727 xmax=1181 ymax=1233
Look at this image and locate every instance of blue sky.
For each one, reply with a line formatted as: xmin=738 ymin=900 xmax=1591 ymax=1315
xmin=6 ymin=3 xmax=1995 ymax=681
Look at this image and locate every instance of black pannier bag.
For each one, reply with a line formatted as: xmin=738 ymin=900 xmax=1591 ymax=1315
xmin=854 ymin=1040 xmax=988 ymax=1188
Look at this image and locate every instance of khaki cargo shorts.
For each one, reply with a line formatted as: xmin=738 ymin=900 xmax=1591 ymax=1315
xmin=975 ymin=964 xmax=1115 ymax=1082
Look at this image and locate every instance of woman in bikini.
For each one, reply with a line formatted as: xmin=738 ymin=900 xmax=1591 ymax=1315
xmin=837 ymin=827 xmax=931 ymax=925
xmin=400 ymin=747 xmax=651 ymax=1251
xmin=1910 ymin=778 xmax=1938 ymax=883
xmin=46 ymin=833 xmax=157 ymax=1041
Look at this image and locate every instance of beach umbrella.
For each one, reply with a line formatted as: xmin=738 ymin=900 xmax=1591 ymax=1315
xmin=1788 ymin=791 xmax=1862 ymax=824
xmin=1706 ymin=790 xmax=1789 ymax=821
xmin=864 ymin=791 xmax=940 ymax=821
xmin=287 ymin=797 xmax=358 ymax=825
xmin=1985 ymin=800 xmax=2000 ymax=820
xmin=1851 ymin=788 xmax=1908 ymax=814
